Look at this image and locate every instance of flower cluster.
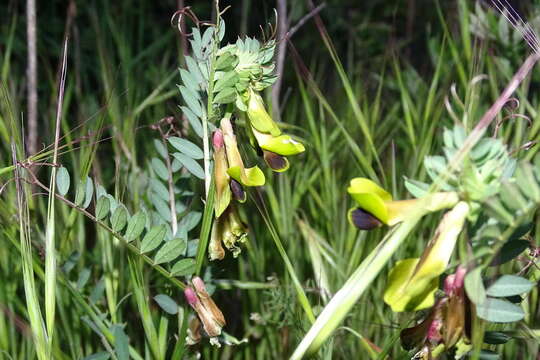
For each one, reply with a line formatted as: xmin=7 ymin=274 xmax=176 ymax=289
xmin=346 ymin=177 xmax=471 ymax=355
xmin=210 ymin=100 xmax=305 ymax=259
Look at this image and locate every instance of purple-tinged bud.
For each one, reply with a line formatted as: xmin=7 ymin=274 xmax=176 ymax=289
xmin=444 ymin=266 xmax=467 ymax=296
xmin=184 ymin=287 xmax=199 ymax=307
xmin=213 ymin=130 xmax=224 ymax=149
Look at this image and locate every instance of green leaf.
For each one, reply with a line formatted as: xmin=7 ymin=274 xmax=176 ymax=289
xmin=180 ymin=68 xmax=199 ymax=91
xmin=107 ymin=194 xmax=118 ymax=213
xmin=57 ymin=166 xmax=71 ymax=196
xmin=486 ymin=275 xmax=533 ymax=297
xmin=214 ymin=87 xmax=237 ymax=104
xmin=179 ymin=85 xmax=203 ymax=117
xmin=77 ymin=177 xmax=93 ymax=207
xmin=215 ymin=51 xmax=237 ymax=70
xmin=171 ymin=258 xmax=196 ymax=277
xmin=403 ymin=177 xmax=429 ymax=198
xmin=172 ymin=153 xmax=205 ymax=179
xmin=476 ymin=298 xmax=524 ymax=323
xmin=150 ymin=178 xmax=169 ymax=203
xmin=151 ymin=196 xmax=172 ymax=223
xmin=179 ymin=211 xmax=202 ymax=232
xmin=154 ymin=139 xmax=168 ymax=158
xmin=151 ymin=157 xmax=169 ymax=181
xmin=110 ymin=206 xmax=128 ymax=233
xmin=111 ymin=325 xmax=129 ymax=360
xmin=83 ymin=177 xmax=94 ymax=209
xmin=180 ymin=106 xmax=203 ymax=138
xmin=201 ymin=27 xmax=214 ymax=47
xmin=484 ymin=331 xmax=511 ymax=345
xmin=187 ymin=239 xmax=199 ymax=257
xmin=75 ymin=179 xmax=85 ymax=206
xmin=168 ymin=137 xmax=204 ymax=159
xmin=154 ymin=294 xmax=179 ymax=315
xmin=95 ymin=196 xmax=110 ymax=221
xmin=154 ymin=238 xmax=187 ymax=264
xmin=141 ymin=225 xmax=167 ymax=253
xmin=185 ymin=56 xmax=204 ymax=84
xmin=124 ymin=211 xmax=147 ymax=242
xmin=214 ymin=71 xmax=239 ymax=92
xmin=171 ymin=158 xmax=182 ymax=172
xmin=464 ymin=267 xmax=486 ymax=305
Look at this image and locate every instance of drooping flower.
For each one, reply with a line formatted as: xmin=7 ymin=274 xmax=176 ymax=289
xmin=221 ymin=117 xmax=265 ymax=187
xmin=383 ymin=202 xmax=470 ymax=312
xmin=244 ymin=88 xmax=305 ymax=172
xmin=209 ymin=205 xmax=249 ymax=260
xmin=184 ymin=277 xmax=226 ymax=346
xmin=347 ymin=178 xmax=459 ymax=230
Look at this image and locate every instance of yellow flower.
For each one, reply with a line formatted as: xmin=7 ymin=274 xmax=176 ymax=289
xmin=208 ymin=205 xmax=248 ymax=260
xmin=383 ymin=202 xmax=470 ymax=312
xmin=244 ymin=88 xmax=305 ymax=172
xmin=246 ymin=88 xmax=281 ymax=136
xmin=220 ymin=117 xmax=265 ymax=187
xmin=347 ymin=178 xmax=458 ymax=230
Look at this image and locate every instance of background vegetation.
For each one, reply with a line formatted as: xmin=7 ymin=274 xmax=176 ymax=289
xmin=0 ymin=0 xmax=539 ymax=359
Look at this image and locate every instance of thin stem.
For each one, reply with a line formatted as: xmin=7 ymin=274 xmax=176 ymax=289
xmin=202 ymin=1 xmax=221 ymax=198
xmin=44 ymin=37 xmax=68 ymax=350
xmin=26 ymin=0 xmax=38 ymax=157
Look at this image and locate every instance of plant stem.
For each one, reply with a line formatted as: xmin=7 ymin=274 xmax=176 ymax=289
xmin=202 ymin=1 xmax=221 ymax=198
xmin=44 ymin=38 xmax=68 ymax=352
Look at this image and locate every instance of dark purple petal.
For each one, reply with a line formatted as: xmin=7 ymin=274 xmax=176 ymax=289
xmin=230 ymin=179 xmax=246 ymax=203
xmin=263 ymin=150 xmax=289 ymax=172
xmin=348 ymin=208 xmax=383 ymax=230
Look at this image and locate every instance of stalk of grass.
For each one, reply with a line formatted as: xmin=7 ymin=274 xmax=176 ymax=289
xmin=127 ymin=255 xmax=162 ymax=360
xmin=13 ymin=147 xmax=49 ymax=360
xmin=253 ymin=190 xmax=316 ymax=324
xmin=43 ymin=37 xmax=68 ymax=351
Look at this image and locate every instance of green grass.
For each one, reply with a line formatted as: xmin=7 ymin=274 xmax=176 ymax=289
xmin=0 ymin=1 xmax=539 ymax=359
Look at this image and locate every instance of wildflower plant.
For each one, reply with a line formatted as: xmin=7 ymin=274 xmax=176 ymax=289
xmin=293 ymin=3 xmax=540 ymax=356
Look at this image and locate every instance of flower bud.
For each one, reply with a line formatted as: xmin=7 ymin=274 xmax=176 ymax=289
xmin=213 ymin=130 xmax=232 ymax=218
xmin=247 ymin=88 xmax=281 ymax=136
xmin=184 ymin=277 xmax=226 ymax=342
